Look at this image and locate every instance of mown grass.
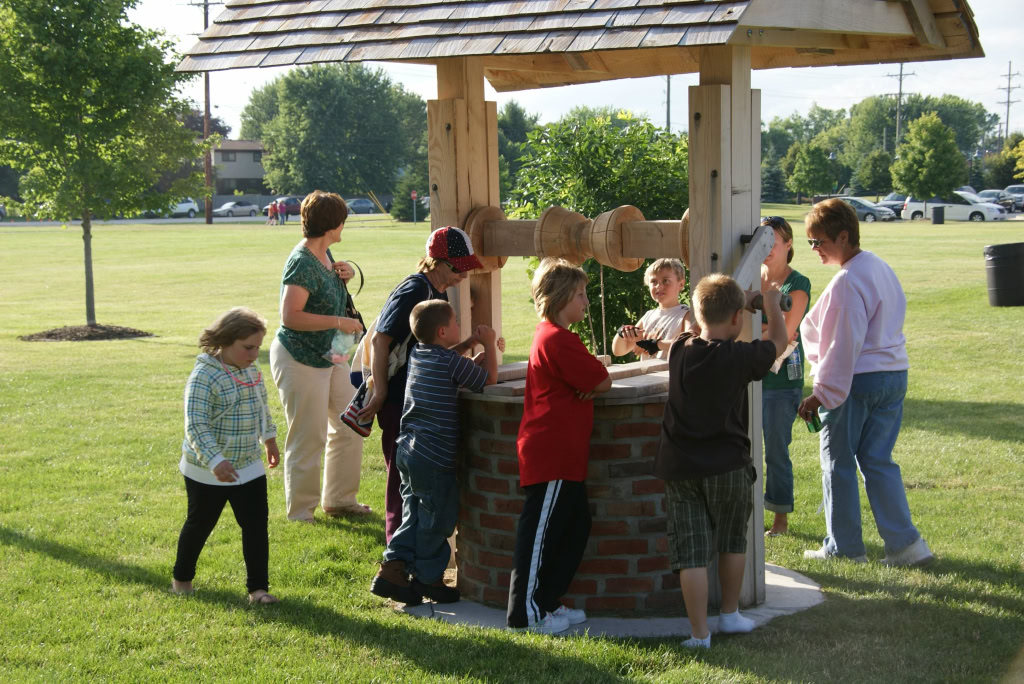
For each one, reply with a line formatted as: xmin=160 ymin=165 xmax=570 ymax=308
xmin=1 ymin=209 xmax=1023 ymax=682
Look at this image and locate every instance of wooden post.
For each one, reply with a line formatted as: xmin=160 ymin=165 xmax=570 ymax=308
xmin=690 ymin=45 xmax=766 ymax=607
xmin=430 ymin=59 xmax=502 ymax=356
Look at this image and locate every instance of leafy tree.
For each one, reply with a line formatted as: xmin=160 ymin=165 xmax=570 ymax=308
xmin=0 ymin=0 xmax=208 ymax=327
xmin=786 ymin=145 xmax=832 ymax=199
xmin=390 ymin=131 xmax=428 ymax=222
xmin=902 ymin=94 xmax=996 ymax=153
xmin=559 ymin=105 xmax=645 ymax=131
xmin=239 ymin=64 xmax=424 ymax=196
xmin=981 ymin=149 xmax=1018 ymax=189
xmin=510 ymin=118 xmax=688 ymax=358
xmin=497 ymin=100 xmax=540 ymax=185
xmin=182 ymin=107 xmax=231 ymax=137
xmin=844 ymin=95 xmax=897 ymax=162
xmin=0 ymin=165 xmax=19 ymax=200
xmin=806 ymin=104 xmax=847 ymax=141
xmin=1013 ymin=138 xmax=1024 ymax=181
xmin=851 ymin=148 xmax=893 ymax=196
xmin=892 ymin=113 xmax=964 ymax=208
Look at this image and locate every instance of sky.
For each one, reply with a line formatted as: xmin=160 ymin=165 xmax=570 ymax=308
xmin=130 ymin=0 xmax=1022 ymax=140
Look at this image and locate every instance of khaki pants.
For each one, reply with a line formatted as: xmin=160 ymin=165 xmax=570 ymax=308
xmin=270 ymin=338 xmax=364 ymax=521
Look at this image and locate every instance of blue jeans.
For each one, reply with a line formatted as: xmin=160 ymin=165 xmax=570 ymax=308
xmin=762 ymin=387 xmax=802 ymax=514
xmin=818 ymin=370 xmax=920 ymax=558
xmin=382 ymin=445 xmax=458 ymax=584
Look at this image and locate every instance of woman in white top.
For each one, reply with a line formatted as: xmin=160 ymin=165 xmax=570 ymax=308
xmin=797 ymin=199 xmax=933 ymax=567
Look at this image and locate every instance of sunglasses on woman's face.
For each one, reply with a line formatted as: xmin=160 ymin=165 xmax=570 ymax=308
xmin=761 ymin=216 xmax=786 ymax=228
xmin=441 ymin=259 xmax=462 ymax=274
xmin=807 ymin=238 xmax=826 ymax=248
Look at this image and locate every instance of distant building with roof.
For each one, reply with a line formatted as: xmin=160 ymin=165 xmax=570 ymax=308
xmin=212 ymin=139 xmax=269 ymax=195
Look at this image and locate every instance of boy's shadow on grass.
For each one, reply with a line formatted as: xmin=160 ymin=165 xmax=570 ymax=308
xmin=0 ymin=525 xmax=619 ymax=682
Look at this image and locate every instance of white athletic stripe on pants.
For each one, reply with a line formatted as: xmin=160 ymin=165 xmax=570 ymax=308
xmin=270 ymin=338 xmax=364 ymax=521
xmin=525 ymin=479 xmax=562 ymax=625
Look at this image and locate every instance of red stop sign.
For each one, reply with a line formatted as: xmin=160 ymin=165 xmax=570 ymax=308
xmin=411 ymin=190 xmax=418 ymax=200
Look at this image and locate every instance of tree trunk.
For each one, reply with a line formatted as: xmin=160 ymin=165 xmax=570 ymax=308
xmin=82 ymin=215 xmax=96 ymax=326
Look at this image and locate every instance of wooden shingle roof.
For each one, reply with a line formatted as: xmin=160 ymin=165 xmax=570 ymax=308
xmin=178 ymin=0 xmax=983 ymax=91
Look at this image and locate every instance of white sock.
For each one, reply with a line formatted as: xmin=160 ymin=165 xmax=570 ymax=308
xmin=681 ymin=633 xmax=711 ymax=649
xmin=717 ymin=610 xmax=755 ymax=633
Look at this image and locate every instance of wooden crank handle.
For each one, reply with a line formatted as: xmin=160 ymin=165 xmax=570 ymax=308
xmin=750 ymin=293 xmax=792 ymax=312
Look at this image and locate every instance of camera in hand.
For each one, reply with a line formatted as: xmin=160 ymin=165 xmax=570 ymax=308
xmin=635 ymin=338 xmax=660 ymax=355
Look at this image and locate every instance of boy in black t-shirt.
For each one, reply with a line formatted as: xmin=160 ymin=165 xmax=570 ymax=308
xmin=656 ymin=274 xmax=787 ymax=649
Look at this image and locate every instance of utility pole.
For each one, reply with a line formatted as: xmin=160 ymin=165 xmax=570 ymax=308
xmin=886 ymin=63 xmax=915 ymax=148
xmin=665 ymin=75 xmax=671 ymax=132
xmin=997 ymin=61 xmax=1020 ymax=148
xmin=189 ymin=0 xmax=223 ymax=224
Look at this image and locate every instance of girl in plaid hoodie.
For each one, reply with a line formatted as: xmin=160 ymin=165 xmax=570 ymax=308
xmin=172 ymin=307 xmax=281 ymax=604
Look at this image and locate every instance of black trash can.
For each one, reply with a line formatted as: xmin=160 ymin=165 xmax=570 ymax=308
xmin=932 ymin=206 xmax=944 ymax=224
xmin=984 ymin=242 xmax=1024 ymax=306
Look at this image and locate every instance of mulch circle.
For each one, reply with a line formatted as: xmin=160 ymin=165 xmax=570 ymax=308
xmin=18 ymin=325 xmax=155 ymax=342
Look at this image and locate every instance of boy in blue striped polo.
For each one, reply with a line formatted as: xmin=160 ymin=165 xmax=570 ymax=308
xmin=370 ymin=300 xmax=498 ymax=604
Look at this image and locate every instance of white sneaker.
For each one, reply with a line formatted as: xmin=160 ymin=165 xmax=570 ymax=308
xmin=510 ymin=612 xmax=570 ymax=635
xmin=681 ymin=633 xmax=711 ymax=649
xmin=716 ymin=610 xmax=755 ymax=633
xmin=551 ymin=604 xmax=587 ymax=625
xmin=881 ymin=538 xmax=934 ymax=567
xmin=803 ymin=547 xmax=867 ymax=563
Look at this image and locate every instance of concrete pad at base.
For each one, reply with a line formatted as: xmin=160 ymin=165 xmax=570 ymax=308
xmin=402 ymin=563 xmax=823 ymax=637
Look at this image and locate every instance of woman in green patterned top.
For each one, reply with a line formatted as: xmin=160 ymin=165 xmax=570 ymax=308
xmin=759 ymin=216 xmax=811 ymax=537
xmin=269 ymin=191 xmax=367 ymax=523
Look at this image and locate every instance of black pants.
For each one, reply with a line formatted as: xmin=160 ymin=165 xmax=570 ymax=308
xmin=173 ymin=475 xmax=269 ymax=593
xmin=506 ymin=480 xmax=591 ymax=628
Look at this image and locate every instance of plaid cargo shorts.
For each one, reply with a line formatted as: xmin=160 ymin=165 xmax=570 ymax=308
xmin=666 ymin=465 xmax=755 ymax=570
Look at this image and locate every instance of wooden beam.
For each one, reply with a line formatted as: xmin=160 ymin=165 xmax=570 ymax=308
xmin=738 ymin=0 xmax=915 ymax=36
xmin=728 ymin=28 xmax=870 ymax=50
xmin=901 ymin=0 xmax=946 ymax=48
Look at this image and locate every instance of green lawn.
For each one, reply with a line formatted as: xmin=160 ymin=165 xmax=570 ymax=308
xmin=1 ymin=209 xmax=1023 ymax=682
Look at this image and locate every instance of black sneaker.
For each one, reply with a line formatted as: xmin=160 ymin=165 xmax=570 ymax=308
xmin=411 ymin=577 xmax=460 ymax=603
xmin=369 ymin=561 xmax=422 ymax=605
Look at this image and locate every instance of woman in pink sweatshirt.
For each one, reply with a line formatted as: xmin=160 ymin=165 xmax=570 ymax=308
xmin=797 ymin=199 xmax=933 ymax=568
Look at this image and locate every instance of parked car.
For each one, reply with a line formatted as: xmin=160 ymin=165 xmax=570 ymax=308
xmin=876 ymin=192 xmax=908 ymax=213
xmin=261 ymin=196 xmax=304 ymax=217
xmin=838 ymin=196 xmax=895 ymax=222
xmin=144 ymin=197 xmax=199 ymax=218
xmin=345 ymin=198 xmax=376 ymax=214
xmin=956 ymin=185 xmax=977 ymax=195
xmin=1004 ymin=184 xmax=1024 ymax=211
xmin=977 ymin=189 xmax=1015 ymax=212
xmin=901 ymin=191 xmax=1007 ymax=221
xmin=213 ymin=200 xmax=259 ymax=217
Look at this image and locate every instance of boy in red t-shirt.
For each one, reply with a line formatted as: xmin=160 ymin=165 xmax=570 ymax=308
xmin=506 ymin=258 xmax=611 ymax=635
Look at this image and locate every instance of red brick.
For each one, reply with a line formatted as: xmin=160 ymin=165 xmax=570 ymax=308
xmin=483 ymin=586 xmax=510 ymax=606
xmin=457 ymin=525 xmax=483 ymax=545
xmin=638 ymin=517 xmax=667 ymax=534
xmin=606 ymin=576 xmax=655 ymax=593
xmin=496 ymin=458 xmax=520 ymax=475
xmin=589 ymin=443 xmax=631 ymax=461
xmin=638 ymin=556 xmax=669 ymax=573
xmin=641 ymin=440 xmax=660 ymax=458
xmin=612 ymin=422 xmax=661 ymax=438
xmin=578 ymin=558 xmax=630 ymax=574
xmin=496 ymin=571 xmax=511 ymax=586
xmin=469 ymin=416 xmax=496 ymax=434
xmin=460 ymin=562 xmax=492 ymax=583
xmin=479 ymin=513 xmax=515 ymax=532
xmin=478 ymin=550 xmax=515 ymax=569
xmin=479 ymin=438 xmax=516 ymax=456
xmin=655 ymin=535 xmax=668 ymax=552
xmin=632 ymin=478 xmax=665 ymax=495
xmin=458 ymin=508 xmax=475 ymax=525
xmin=644 ymin=402 xmax=667 ymax=417
xmin=492 ymin=497 xmax=523 ymax=514
xmin=587 ymin=462 xmax=607 ymax=480
xmin=606 ymin=500 xmax=655 ymax=517
xmin=607 ymin=460 xmax=654 ymax=478
xmin=590 ymin=520 xmax=630 ymax=536
xmin=597 ymin=538 xmax=649 ymax=555
xmin=661 ymin=572 xmax=679 ymax=589
xmin=482 ymin=402 xmax=521 ymax=417
xmin=585 ymin=596 xmax=638 ymax=613
xmin=568 ymin=579 xmax=598 ymax=594
xmin=500 ymin=420 xmax=520 ymax=436
xmin=474 ymin=475 xmax=510 ymax=495
xmin=456 ymin=544 xmax=475 ymax=563
xmin=595 ymin=404 xmax=632 ymax=420
xmin=457 ymin=576 xmax=484 ymax=602
xmin=561 ymin=596 xmax=577 ymax=609
xmin=461 ymin=490 xmax=488 ymax=511
xmin=469 ymin=454 xmax=493 ymax=473
xmin=488 ymin=532 xmax=517 ymax=551
xmin=644 ymin=590 xmax=684 ymax=610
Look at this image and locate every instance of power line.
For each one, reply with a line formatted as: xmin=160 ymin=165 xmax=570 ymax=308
xmin=885 ymin=63 xmax=915 ymax=149
xmin=996 ymin=61 xmax=1021 ymax=140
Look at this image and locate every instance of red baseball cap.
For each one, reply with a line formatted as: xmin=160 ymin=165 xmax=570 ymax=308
xmin=425 ymin=226 xmax=483 ymax=273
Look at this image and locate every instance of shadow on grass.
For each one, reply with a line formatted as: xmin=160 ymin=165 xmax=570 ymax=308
xmin=903 ymin=397 xmax=1024 ymax=444
xmin=0 ymin=525 xmax=620 ymax=681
